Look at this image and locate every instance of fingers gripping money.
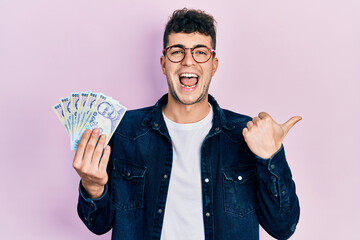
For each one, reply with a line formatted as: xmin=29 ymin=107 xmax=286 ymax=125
xmin=72 ymin=129 xmax=111 ymax=199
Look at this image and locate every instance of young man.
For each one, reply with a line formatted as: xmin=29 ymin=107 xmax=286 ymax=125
xmin=73 ymin=8 xmax=301 ymax=240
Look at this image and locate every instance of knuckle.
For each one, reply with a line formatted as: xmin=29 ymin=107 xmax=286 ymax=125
xmin=79 ymin=133 xmax=89 ymax=143
xmin=91 ymin=131 xmax=99 ymax=138
xmin=105 ymin=148 xmax=111 ymax=155
xmin=100 ymin=177 xmax=108 ymax=186
xmin=101 ymin=154 xmax=109 ymax=163
xmin=79 ymin=166 xmax=86 ymax=173
xmin=94 ymin=147 xmax=104 ymax=156
xmin=72 ymin=162 xmax=80 ymax=170
xmin=97 ymin=141 xmax=105 ymax=150
xmin=243 ymin=131 xmax=249 ymax=138
xmin=85 ymin=142 xmax=95 ymax=151
xmin=77 ymin=141 xmax=86 ymax=150
xmin=253 ymin=118 xmax=260 ymax=125
xmin=264 ymin=116 xmax=272 ymax=122
xmin=80 ymin=166 xmax=91 ymax=175
xmin=99 ymin=134 xmax=106 ymax=142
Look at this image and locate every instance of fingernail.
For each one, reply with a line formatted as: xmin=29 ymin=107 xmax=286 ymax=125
xmin=93 ymin=129 xmax=99 ymax=134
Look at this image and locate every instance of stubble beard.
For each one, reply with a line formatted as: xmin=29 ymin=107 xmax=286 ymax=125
xmin=167 ymin=77 xmax=211 ymax=106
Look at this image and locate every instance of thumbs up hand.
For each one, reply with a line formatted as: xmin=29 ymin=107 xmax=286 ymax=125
xmin=242 ymin=112 xmax=302 ymax=159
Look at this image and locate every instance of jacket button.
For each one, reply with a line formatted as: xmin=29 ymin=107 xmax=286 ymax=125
xmin=204 ymin=178 xmax=209 ymax=183
xmin=282 ymin=191 xmax=286 ymax=196
xmin=205 ymin=212 xmax=210 ymax=217
xmin=163 ymin=174 xmax=168 ymax=179
xmin=215 ymin=127 xmax=220 ymax=131
xmin=237 ymin=176 xmax=242 ymax=181
xmin=270 ymin=164 xmax=275 ymax=170
xmin=158 ymin=209 xmax=163 ymax=213
xmin=154 ymin=123 xmax=159 ymax=127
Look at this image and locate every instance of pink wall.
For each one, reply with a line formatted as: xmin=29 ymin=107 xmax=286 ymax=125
xmin=1 ymin=0 xmax=359 ymax=239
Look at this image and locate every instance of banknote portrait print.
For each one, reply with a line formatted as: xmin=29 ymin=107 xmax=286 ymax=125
xmin=97 ymin=102 xmax=126 ymax=133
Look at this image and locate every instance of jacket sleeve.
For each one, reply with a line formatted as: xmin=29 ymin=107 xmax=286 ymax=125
xmin=77 ymin=182 xmax=114 ymax=235
xmin=255 ymin=145 xmax=300 ymax=239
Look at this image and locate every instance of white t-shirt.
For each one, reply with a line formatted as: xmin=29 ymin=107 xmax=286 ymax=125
xmin=161 ymin=105 xmax=213 ymax=240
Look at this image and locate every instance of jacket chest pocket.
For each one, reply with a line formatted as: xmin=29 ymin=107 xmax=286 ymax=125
xmin=222 ymin=166 xmax=258 ymax=217
xmin=112 ymin=160 xmax=147 ymax=211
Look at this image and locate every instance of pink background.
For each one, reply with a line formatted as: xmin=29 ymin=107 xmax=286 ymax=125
xmin=1 ymin=0 xmax=359 ymax=239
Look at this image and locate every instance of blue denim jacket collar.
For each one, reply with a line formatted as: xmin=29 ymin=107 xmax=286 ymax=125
xmin=141 ymin=94 xmax=235 ymax=136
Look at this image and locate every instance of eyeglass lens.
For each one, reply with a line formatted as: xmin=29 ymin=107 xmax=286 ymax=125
xmin=167 ymin=47 xmax=212 ymax=63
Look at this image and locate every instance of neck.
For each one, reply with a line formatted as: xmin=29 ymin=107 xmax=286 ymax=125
xmin=163 ymin=95 xmax=210 ymax=124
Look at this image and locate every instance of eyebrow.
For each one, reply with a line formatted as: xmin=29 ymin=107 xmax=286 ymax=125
xmin=168 ymin=44 xmax=210 ymax=49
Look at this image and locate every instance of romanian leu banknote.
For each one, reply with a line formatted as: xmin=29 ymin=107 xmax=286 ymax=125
xmin=53 ymin=91 xmax=127 ymax=150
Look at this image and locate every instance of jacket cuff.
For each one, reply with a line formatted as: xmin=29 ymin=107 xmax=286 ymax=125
xmin=78 ymin=182 xmax=109 ymax=226
xmin=255 ymin=145 xmax=293 ymax=213
xmin=255 ymin=145 xmax=290 ymax=178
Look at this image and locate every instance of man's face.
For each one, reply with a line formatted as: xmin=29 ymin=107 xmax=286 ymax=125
xmin=160 ymin=32 xmax=218 ymax=106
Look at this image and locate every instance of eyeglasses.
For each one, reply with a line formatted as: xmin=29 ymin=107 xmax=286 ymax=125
xmin=163 ymin=45 xmax=216 ymax=63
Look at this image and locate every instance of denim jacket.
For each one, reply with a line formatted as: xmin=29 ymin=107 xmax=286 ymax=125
xmin=77 ymin=94 xmax=300 ymax=240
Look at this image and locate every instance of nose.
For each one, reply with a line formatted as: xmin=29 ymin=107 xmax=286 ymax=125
xmin=181 ymin=49 xmax=196 ymax=66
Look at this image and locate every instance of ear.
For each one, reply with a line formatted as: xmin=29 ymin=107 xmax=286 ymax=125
xmin=211 ymin=57 xmax=219 ymax=76
xmin=160 ymin=56 xmax=166 ymax=75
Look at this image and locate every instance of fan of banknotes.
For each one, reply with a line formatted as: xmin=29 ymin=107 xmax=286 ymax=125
xmin=53 ymin=92 xmax=127 ymax=150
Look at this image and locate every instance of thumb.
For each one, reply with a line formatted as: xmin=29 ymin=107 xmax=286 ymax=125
xmin=282 ymin=116 xmax=302 ymax=135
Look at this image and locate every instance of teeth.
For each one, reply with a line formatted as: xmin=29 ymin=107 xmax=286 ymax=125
xmin=181 ymin=83 xmax=197 ymax=88
xmin=180 ymin=73 xmax=198 ymax=78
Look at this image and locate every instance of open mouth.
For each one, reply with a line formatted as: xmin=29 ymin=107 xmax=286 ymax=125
xmin=179 ymin=73 xmax=199 ymax=89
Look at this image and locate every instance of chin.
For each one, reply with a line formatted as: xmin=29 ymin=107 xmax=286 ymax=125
xmin=176 ymin=93 xmax=208 ymax=106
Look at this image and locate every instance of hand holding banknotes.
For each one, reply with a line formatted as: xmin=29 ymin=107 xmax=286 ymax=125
xmin=53 ymin=91 xmax=127 ymax=198
xmin=72 ymin=129 xmax=110 ymax=199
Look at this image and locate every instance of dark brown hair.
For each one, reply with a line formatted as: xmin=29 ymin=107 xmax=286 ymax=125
xmin=163 ymin=8 xmax=217 ymax=50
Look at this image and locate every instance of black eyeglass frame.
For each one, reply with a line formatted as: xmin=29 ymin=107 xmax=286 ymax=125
xmin=163 ymin=45 xmax=216 ymax=63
